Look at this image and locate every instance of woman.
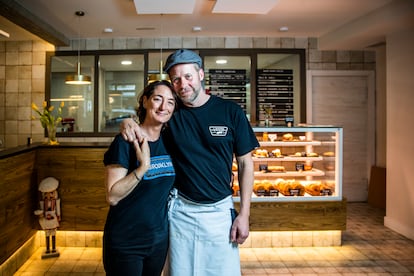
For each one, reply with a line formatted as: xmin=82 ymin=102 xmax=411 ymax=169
xmin=103 ymin=80 xmax=177 ymax=276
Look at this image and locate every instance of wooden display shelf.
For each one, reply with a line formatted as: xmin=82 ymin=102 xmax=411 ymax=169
xmin=253 ymin=169 xmax=325 ymax=177
xmin=253 ymin=156 xmax=324 ymax=162
xmin=259 ymin=141 xmax=322 ymax=147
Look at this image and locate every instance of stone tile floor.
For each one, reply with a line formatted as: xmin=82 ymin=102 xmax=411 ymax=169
xmin=14 ymin=202 xmax=414 ymax=275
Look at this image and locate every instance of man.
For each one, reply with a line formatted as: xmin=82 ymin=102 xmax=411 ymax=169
xmin=122 ymin=49 xmax=259 ymax=276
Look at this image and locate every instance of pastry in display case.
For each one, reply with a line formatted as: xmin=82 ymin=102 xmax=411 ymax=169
xmin=232 ymin=126 xmax=343 ymax=202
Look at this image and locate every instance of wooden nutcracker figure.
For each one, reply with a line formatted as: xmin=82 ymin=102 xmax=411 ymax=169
xmin=34 ymin=177 xmax=61 ymax=258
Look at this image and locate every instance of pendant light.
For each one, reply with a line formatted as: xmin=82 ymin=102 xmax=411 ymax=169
xmin=65 ymin=11 xmax=91 ymax=85
xmin=148 ymin=14 xmax=169 ymax=83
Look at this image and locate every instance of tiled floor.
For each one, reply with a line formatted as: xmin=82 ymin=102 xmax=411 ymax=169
xmin=14 ymin=202 xmax=414 ymax=275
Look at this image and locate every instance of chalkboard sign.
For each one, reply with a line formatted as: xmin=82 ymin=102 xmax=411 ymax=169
xmin=256 ymin=69 xmax=294 ymax=126
xmin=205 ymin=69 xmax=248 ymax=112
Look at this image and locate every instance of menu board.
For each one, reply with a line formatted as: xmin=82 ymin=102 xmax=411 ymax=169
xmin=205 ymin=69 xmax=247 ymax=112
xmin=256 ymin=69 xmax=294 ymax=126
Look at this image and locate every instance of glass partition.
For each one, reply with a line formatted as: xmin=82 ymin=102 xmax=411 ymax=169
xmin=50 ymin=55 xmax=94 ymax=132
xmin=98 ymin=55 xmax=145 ymax=132
xmin=47 ymin=49 xmax=305 ymax=136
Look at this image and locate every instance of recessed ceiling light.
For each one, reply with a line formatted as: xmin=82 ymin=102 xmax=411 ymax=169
xmin=121 ymin=60 xmax=132 ymax=65
xmin=279 ymin=26 xmax=289 ymax=32
xmin=216 ymin=59 xmax=227 ymax=64
xmin=192 ymin=26 xmax=202 ymax=32
xmin=104 ymin=28 xmax=113 ymax=33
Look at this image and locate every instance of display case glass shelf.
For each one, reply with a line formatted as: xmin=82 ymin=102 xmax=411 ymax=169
xmin=233 ymin=126 xmax=343 ymax=202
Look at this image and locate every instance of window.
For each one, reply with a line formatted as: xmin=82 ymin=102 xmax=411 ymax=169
xmin=50 ymin=55 xmax=94 ymax=132
xmin=99 ymin=55 xmax=145 ymax=132
xmin=47 ymin=49 xmax=305 ymax=136
xmin=201 ymin=49 xmax=305 ymax=125
xmin=49 ymin=52 xmax=146 ymax=135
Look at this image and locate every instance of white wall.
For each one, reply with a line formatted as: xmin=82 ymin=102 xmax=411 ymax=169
xmin=384 ymin=29 xmax=414 ymax=240
xmin=375 ymin=45 xmax=387 ymax=168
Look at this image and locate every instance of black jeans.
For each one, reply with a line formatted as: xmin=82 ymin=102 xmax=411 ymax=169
xmin=103 ymin=235 xmax=168 ymax=276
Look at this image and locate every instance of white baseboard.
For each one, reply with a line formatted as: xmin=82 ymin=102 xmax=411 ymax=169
xmin=384 ymin=216 xmax=414 ymax=240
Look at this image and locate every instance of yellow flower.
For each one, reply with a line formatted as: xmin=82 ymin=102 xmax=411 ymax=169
xmin=31 ymin=102 xmax=39 ymax=112
xmin=31 ymin=101 xmax=64 ymax=129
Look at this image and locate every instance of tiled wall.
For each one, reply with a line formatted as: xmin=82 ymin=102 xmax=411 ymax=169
xmin=0 ymin=41 xmax=55 ymax=148
xmin=0 ymin=37 xmax=375 ymax=149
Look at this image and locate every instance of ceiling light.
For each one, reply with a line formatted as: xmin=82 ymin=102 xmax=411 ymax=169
xmin=213 ymin=0 xmax=278 ymax=14
xmin=133 ymin=0 xmax=196 ymax=14
xmin=103 ymin=28 xmax=113 ymax=33
xmin=148 ymin=14 xmax=169 ymax=83
xmin=0 ymin=29 xmax=10 ymax=38
xmin=192 ymin=26 xmax=202 ymax=32
xmin=121 ymin=60 xmax=132 ymax=65
xmin=65 ymin=11 xmax=91 ymax=85
xmin=148 ymin=60 xmax=170 ymax=83
xmin=216 ymin=59 xmax=227 ymax=64
xmin=279 ymin=26 xmax=289 ymax=32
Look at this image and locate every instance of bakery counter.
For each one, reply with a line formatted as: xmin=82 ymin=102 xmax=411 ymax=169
xmin=0 ymin=142 xmax=110 ymax=159
xmin=0 ymin=143 xmax=110 ymax=265
xmin=1 ymin=146 xmax=38 ymax=265
xmin=231 ymin=126 xmax=346 ymax=233
xmin=34 ymin=145 xmax=109 ymax=231
xmin=0 ymin=141 xmax=346 ymax=265
xmin=36 ymin=144 xmax=345 ymax=232
xmin=234 ymin=199 xmax=346 ymax=232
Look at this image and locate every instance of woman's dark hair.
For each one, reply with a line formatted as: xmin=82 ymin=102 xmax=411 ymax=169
xmin=135 ymin=80 xmax=177 ymax=123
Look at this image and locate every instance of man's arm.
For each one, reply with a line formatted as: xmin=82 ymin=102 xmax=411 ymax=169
xmin=230 ymin=151 xmax=254 ymax=244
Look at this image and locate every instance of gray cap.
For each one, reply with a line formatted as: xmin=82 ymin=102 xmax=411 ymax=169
xmin=163 ymin=49 xmax=202 ymax=73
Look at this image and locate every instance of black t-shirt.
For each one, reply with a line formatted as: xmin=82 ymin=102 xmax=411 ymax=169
xmin=164 ymin=95 xmax=259 ymax=203
xmin=103 ymin=134 xmax=175 ymax=249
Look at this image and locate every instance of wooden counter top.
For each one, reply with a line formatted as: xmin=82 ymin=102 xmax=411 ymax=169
xmin=0 ymin=142 xmax=110 ymax=159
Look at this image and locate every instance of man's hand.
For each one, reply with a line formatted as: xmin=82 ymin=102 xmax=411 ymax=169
xmin=120 ymin=118 xmax=141 ymax=142
xmin=230 ymin=213 xmax=249 ymax=244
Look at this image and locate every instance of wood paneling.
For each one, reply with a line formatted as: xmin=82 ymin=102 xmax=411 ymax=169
xmin=35 ymin=148 xmax=109 ymax=231
xmin=0 ymin=151 xmax=37 ymax=264
xmin=235 ymin=199 xmax=346 ymax=231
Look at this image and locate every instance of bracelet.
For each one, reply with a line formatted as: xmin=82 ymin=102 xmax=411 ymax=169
xmin=133 ymin=170 xmax=141 ymax=182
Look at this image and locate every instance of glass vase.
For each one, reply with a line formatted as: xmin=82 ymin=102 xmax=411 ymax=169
xmin=46 ymin=124 xmax=59 ymax=145
xmin=264 ymin=114 xmax=272 ymax=127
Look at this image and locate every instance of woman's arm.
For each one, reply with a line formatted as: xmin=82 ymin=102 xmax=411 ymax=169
xmin=105 ymin=138 xmax=150 ymax=206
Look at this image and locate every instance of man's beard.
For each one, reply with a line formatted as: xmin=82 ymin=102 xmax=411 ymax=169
xmin=180 ymin=86 xmax=200 ymax=105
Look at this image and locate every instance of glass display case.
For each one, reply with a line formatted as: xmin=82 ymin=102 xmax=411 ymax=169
xmin=233 ymin=126 xmax=343 ymax=202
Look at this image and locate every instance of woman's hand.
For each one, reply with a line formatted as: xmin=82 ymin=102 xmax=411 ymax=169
xmin=133 ymin=137 xmax=150 ymax=172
